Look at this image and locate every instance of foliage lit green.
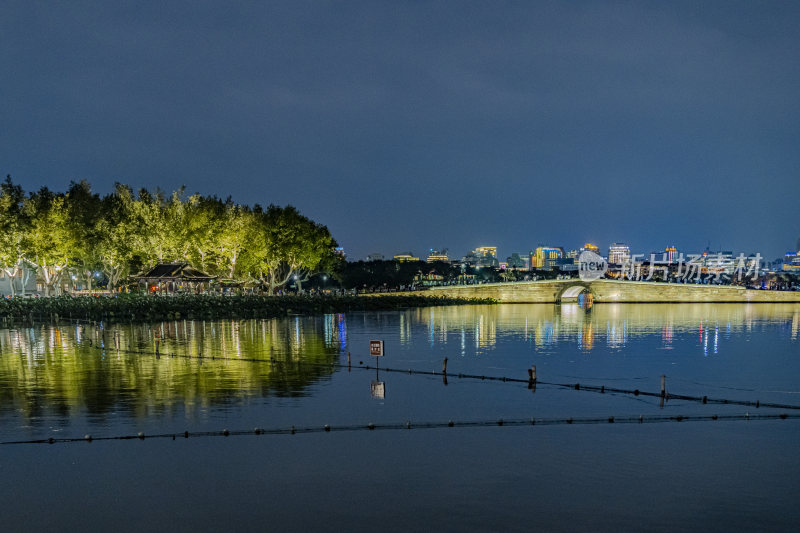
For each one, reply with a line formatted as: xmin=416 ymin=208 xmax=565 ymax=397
xmin=0 ymin=177 xmax=338 ymax=295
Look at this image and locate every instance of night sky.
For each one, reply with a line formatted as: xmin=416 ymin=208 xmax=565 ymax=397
xmin=2 ymin=1 xmax=798 ymax=261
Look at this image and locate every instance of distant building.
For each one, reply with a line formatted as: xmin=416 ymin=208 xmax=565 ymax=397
xmin=665 ymin=246 xmax=678 ymax=263
xmin=582 ymin=243 xmax=600 ymax=255
xmin=366 ymin=253 xmax=385 ymax=262
xmin=608 ymin=243 xmax=631 ymax=265
xmin=474 ymin=246 xmax=497 ymax=258
xmin=394 ymin=253 xmax=420 ymax=262
xmin=704 ymin=251 xmax=736 ymax=275
xmin=426 ymin=249 xmax=449 ymax=263
xmin=506 ymin=253 xmax=528 ymax=269
xmin=463 ymin=246 xmax=499 ymax=267
xmin=532 ymin=246 xmax=564 ymax=269
xmin=566 ymin=249 xmax=580 ymax=260
xmin=784 ymin=251 xmax=800 ymax=272
xmin=413 ymin=270 xmax=445 ymax=286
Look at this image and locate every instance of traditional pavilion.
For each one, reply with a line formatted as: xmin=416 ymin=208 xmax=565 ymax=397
xmin=134 ymin=262 xmax=216 ymax=294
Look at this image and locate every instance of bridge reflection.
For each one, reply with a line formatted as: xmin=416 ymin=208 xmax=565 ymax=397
xmin=401 ymin=303 xmax=800 ymax=351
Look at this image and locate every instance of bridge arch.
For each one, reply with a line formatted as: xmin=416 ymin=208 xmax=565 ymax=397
xmin=557 ymin=282 xmax=595 ymax=303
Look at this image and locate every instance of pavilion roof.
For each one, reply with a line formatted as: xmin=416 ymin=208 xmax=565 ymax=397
xmin=134 ymin=262 xmax=216 ymax=282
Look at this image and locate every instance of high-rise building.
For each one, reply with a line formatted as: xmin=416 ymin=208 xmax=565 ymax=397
xmin=532 ymin=246 xmax=564 ymax=269
xmin=665 ymin=246 xmax=678 ymax=263
xmin=474 ymin=246 xmax=497 ymax=258
xmin=463 ymin=246 xmax=499 ymax=267
xmin=608 ymin=243 xmax=631 ymax=265
xmin=366 ymin=253 xmax=384 ymax=262
xmin=393 ymin=253 xmax=420 ymax=262
xmin=784 ymin=251 xmax=800 ymax=271
xmin=426 ymin=249 xmax=449 ymax=263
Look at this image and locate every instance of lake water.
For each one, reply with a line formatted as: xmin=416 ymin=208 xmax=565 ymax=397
xmin=1 ymin=303 xmax=799 ymax=532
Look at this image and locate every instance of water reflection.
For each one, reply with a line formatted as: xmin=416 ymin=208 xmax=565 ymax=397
xmin=0 ymin=315 xmax=347 ymax=424
xmin=400 ymin=303 xmax=800 ymax=352
xmin=1 ymin=304 xmax=798 ymax=429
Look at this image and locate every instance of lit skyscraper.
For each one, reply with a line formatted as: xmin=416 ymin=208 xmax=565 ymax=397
xmin=608 ymin=243 xmax=631 ymax=265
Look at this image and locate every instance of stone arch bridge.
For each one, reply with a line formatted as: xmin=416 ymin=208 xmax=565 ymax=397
xmin=403 ymin=279 xmax=800 ymax=303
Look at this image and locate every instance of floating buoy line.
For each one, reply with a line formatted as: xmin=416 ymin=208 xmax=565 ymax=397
xmin=2 ymin=412 xmax=797 ymax=446
xmin=72 ymin=334 xmax=800 ymax=413
xmin=5 ymin=320 xmax=799 ymax=448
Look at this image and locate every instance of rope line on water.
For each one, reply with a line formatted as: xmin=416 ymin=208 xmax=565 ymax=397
xmin=66 ymin=335 xmax=800 ymax=413
xmin=2 ymin=412 xmax=797 ymax=446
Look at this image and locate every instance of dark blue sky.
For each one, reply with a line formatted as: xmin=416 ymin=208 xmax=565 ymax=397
xmin=2 ymin=1 xmax=798 ymax=261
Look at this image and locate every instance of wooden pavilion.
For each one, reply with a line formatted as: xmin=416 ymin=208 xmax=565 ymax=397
xmin=134 ymin=262 xmax=216 ymax=294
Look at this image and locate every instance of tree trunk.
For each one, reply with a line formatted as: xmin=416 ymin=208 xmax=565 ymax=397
xmin=3 ymin=267 xmax=18 ymax=297
xmin=20 ymin=266 xmax=33 ymax=296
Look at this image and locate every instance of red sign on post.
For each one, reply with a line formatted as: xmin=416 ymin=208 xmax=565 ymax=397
xmin=369 ymin=340 xmax=384 ymax=357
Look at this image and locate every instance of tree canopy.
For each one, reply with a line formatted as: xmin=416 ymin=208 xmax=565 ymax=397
xmin=0 ymin=177 xmax=338 ymax=295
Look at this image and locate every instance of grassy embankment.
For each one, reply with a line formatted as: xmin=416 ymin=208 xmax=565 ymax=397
xmin=0 ymin=294 xmax=497 ymax=323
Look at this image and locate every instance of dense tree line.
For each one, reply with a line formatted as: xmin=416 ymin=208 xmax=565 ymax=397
xmin=0 ymin=177 xmax=337 ymax=296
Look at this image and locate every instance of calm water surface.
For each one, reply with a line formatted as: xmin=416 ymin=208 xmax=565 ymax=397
xmin=1 ymin=303 xmax=799 ymax=532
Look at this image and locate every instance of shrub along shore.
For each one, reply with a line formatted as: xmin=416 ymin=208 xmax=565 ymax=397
xmin=0 ymin=294 xmax=497 ymax=324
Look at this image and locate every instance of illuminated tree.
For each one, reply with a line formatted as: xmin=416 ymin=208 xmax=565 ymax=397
xmin=0 ymin=180 xmax=338 ymax=294
xmin=0 ymin=176 xmax=30 ymax=295
xmin=22 ymin=188 xmax=76 ymax=296
xmin=64 ymin=180 xmax=103 ymax=291
xmin=256 ymin=205 xmax=336 ymax=294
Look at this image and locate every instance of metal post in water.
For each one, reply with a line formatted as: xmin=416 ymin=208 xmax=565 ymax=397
xmin=442 ymin=357 xmax=448 ymax=375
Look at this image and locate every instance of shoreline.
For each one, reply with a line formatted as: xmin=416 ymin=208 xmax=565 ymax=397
xmin=0 ymin=294 xmax=497 ymax=324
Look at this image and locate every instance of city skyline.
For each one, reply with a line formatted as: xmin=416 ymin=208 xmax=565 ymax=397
xmin=2 ymin=2 xmax=798 ymax=261
xmin=360 ymin=240 xmax=797 ymax=264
